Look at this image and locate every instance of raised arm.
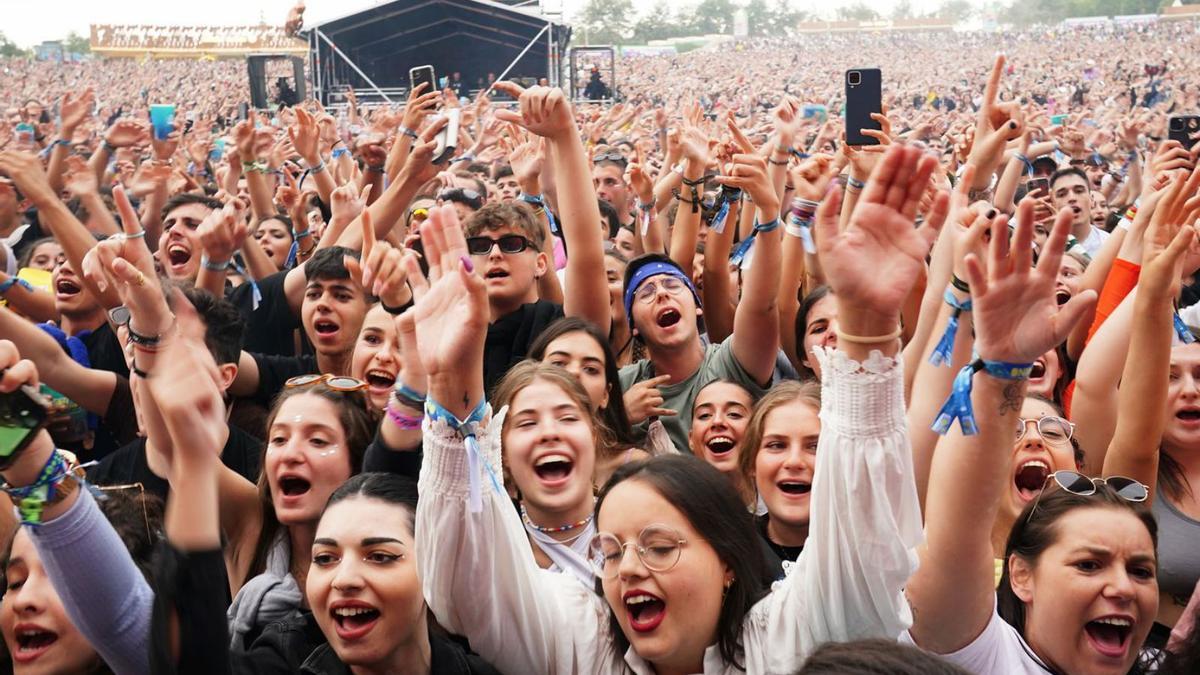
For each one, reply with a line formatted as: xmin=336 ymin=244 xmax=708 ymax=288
xmin=495 ymin=83 xmax=609 ymax=331
xmin=1103 ymin=173 xmax=1198 ymax=491
xmin=724 ymin=151 xmax=783 ymax=386
xmin=907 ymin=201 xmax=1095 ymax=655
xmin=413 ymin=205 xmax=609 ymax=673
xmin=0 ymin=151 xmax=121 ymax=308
xmin=0 ymin=341 xmax=153 ymax=675
xmin=770 ymin=144 xmax=947 ymax=646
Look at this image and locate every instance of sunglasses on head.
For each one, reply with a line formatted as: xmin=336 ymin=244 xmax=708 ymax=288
xmin=438 ymin=188 xmax=483 ymax=209
xmin=466 ymin=234 xmax=534 ymax=256
xmin=285 ymin=373 xmax=368 ymax=392
xmin=1027 ymin=470 xmax=1148 ymax=523
xmin=592 ymin=150 xmax=628 ymax=166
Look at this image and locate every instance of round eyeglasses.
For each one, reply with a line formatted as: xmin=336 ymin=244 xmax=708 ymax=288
xmin=588 ymin=524 xmax=687 ymax=579
xmin=1015 ymin=416 xmax=1075 ymax=446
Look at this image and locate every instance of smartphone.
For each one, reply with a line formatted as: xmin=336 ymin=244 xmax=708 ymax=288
xmin=432 ymin=108 xmax=460 ymax=165
xmin=1169 ymin=115 xmax=1200 ymax=146
xmin=1026 ymin=177 xmax=1050 ymax=195
xmin=844 ymin=68 xmax=882 ymax=146
xmin=0 ymin=383 xmax=51 ymax=462
xmin=238 ymin=102 xmax=249 ymax=122
xmin=14 ymin=123 xmax=34 ymax=146
xmin=409 ymin=65 xmax=436 ymax=95
xmin=1050 ymin=114 xmax=1069 ymax=126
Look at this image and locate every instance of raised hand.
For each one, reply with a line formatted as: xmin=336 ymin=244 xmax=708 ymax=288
xmin=492 ymin=82 xmax=575 ymax=141
xmin=508 ymin=134 xmax=544 ymax=194
xmin=964 ymin=200 xmax=1096 ymax=365
xmin=403 ymin=205 xmax=487 ymax=392
xmin=815 ymin=143 xmax=949 ymax=327
xmin=345 ymin=211 xmax=412 ymax=307
xmin=966 ymin=55 xmax=1024 ymax=187
xmin=0 ymin=150 xmax=57 ymax=206
xmin=330 ymin=181 xmax=371 ymax=224
xmin=59 ymin=89 xmax=95 ymax=135
xmin=61 ymin=155 xmax=98 ymax=197
xmin=1140 ymin=172 xmax=1200 ymax=300
xmin=196 ymin=198 xmax=250 ymax=265
xmin=717 ymin=154 xmax=778 ymax=218
xmin=789 ymin=153 xmax=835 ymax=202
xmin=398 ymin=115 xmax=448 ymax=186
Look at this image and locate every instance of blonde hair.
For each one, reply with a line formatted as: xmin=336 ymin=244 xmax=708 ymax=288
xmin=738 ymin=381 xmax=822 ymax=482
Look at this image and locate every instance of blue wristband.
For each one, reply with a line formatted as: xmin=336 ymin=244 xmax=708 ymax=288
xmin=1174 ymin=311 xmax=1195 ymax=344
xmin=425 ymin=396 xmax=500 ymax=513
xmin=754 ymin=218 xmax=780 ymax=234
xmin=929 ymin=289 xmax=973 ymax=367
xmin=393 ymin=383 xmax=427 ymax=407
xmin=932 ymin=358 xmax=1034 ymax=436
xmin=0 ymin=277 xmax=33 ymax=295
xmin=331 ymin=147 xmax=349 ymax=160
xmin=200 ymin=255 xmax=230 ymax=272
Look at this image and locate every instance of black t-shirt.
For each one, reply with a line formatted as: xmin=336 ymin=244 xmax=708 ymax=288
xmin=250 ymin=353 xmax=319 ymax=405
xmin=82 ymin=322 xmax=130 ymax=379
xmin=88 ymin=424 xmax=263 ymax=501
xmin=484 ymin=300 xmax=564 ymax=396
xmin=757 ymin=514 xmax=804 ymax=566
xmin=227 ymin=271 xmax=301 ymax=357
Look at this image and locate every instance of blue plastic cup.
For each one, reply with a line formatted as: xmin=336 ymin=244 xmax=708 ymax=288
xmin=149 ymin=104 xmax=175 ymax=141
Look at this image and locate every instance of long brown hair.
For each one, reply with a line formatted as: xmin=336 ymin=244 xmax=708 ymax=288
xmin=246 ymin=383 xmax=374 ymax=581
xmin=490 ymin=360 xmax=609 ymax=493
xmin=738 ymin=380 xmax=822 ymax=482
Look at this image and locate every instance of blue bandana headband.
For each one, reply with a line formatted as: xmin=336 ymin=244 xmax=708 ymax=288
xmin=623 ymin=261 xmax=702 ymax=329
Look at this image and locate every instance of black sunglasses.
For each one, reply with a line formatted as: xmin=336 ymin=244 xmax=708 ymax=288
xmin=466 ymin=234 xmax=534 ymax=256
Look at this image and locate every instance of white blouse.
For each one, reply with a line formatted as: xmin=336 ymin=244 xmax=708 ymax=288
xmin=416 ymin=347 xmax=924 ymax=674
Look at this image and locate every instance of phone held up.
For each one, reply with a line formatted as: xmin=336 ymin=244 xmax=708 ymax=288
xmin=844 ymin=68 xmax=882 ymax=147
xmin=0 ymin=382 xmax=51 ymax=465
xmin=1168 ymin=115 xmax=1200 ymax=147
xmin=410 ymin=65 xmax=436 ymax=96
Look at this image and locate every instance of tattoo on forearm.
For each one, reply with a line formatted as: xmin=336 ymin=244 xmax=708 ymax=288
xmin=999 ymin=381 xmax=1022 ymax=416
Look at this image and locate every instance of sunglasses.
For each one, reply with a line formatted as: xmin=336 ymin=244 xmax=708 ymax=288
xmin=285 ymin=373 xmax=368 ymax=392
xmin=437 ymin=188 xmax=483 ymax=210
xmin=592 ymin=150 xmax=628 ymax=166
xmin=1027 ymin=471 xmax=1148 ymax=523
xmin=466 ymin=234 xmax=534 ymax=256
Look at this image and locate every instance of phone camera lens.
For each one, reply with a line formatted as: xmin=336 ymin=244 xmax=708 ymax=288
xmin=1171 ymin=118 xmax=1185 ymax=131
xmin=847 ymin=71 xmax=862 ymax=86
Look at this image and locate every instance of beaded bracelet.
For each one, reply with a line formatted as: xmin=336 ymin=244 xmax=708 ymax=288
xmin=386 ymin=404 xmax=423 ymax=430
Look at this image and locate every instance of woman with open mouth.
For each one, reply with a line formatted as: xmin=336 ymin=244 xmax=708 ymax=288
xmin=153 ymin=472 xmax=501 ymax=674
xmin=412 ymin=145 xmax=935 ymax=673
xmin=214 ymin=377 xmax=374 ymax=648
xmin=738 ymin=380 xmax=822 ymax=573
xmin=528 ymin=316 xmax=647 ymax=491
xmin=906 ymin=190 xmax=1161 ymax=674
xmin=688 ymin=379 xmax=756 ymax=507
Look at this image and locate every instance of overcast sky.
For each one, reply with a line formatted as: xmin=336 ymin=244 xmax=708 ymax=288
xmin=4 ymin=0 xmax=972 ymax=48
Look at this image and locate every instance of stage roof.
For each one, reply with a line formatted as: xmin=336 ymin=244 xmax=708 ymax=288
xmin=309 ymin=0 xmax=569 ymax=89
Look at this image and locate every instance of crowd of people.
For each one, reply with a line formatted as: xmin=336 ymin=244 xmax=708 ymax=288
xmin=1 ymin=15 xmax=1200 ymax=675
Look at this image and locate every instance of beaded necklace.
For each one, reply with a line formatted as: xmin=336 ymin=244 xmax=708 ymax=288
xmin=520 ymin=503 xmax=594 ymax=533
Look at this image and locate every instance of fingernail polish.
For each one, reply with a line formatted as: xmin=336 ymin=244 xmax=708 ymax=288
xmin=987 ymin=209 xmax=997 ymax=219
xmin=1009 ymin=121 xmax=1017 ymax=130
xmin=461 ymin=256 xmax=474 ymax=273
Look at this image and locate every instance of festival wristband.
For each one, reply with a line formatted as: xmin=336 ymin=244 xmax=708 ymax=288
xmin=331 ymin=147 xmax=349 ymax=160
xmin=200 ymin=254 xmax=230 ymax=272
xmin=754 ymin=218 xmax=780 ymax=234
xmin=392 ymin=383 xmax=427 ymax=409
xmin=929 ymin=289 xmax=973 ymax=367
xmin=1174 ymin=311 xmax=1195 ymax=345
xmin=0 ymin=278 xmax=33 ymax=295
xmin=386 ymin=404 xmax=423 ymax=430
xmin=425 ymin=396 xmax=499 ymax=513
xmin=932 ymin=358 xmax=1034 ymax=436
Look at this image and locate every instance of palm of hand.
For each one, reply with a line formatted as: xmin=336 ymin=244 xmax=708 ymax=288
xmin=973 ymin=275 xmax=1062 ymax=364
xmin=511 ymin=143 xmax=541 ymax=182
xmin=63 ymin=171 xmax=96 ymax=195
xmin=412 ymin=269 xmax=486 ymax=378
xmin=823 ymin=203 xmax=928 ymax=315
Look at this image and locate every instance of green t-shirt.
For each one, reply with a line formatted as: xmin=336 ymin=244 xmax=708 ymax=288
xmin=618 ymin=337 xmax=767 ymax=453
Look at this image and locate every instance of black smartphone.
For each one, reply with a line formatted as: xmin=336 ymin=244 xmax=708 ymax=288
xmin=1169 ymin=115 xmax=1200 ymax=146
xmin=238 ymin=102 xmax=249 ymax=122
xmin=410 ymin=65 xmax=437 ymax=95
xmin=845 ymin=68 xmax=882 ymax=146
xmin=0 ymin=383 xmax=51 ymax=462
